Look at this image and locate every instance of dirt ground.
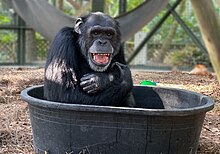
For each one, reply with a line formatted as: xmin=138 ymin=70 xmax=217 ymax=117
xmin=0 ymin=68 xmax=219 ymax=154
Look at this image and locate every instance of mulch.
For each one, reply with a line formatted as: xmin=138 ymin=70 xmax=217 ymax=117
xmin=0 ymin=68 xmax=219 ymax=154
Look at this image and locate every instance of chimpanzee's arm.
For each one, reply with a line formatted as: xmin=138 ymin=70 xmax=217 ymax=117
xmin=80 ymin=61 xmax=135 ymax=106
xmin=44 ymin=27 xmax=79 ymax=101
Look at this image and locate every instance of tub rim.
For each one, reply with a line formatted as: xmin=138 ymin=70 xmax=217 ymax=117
xmin=20 ymin=85 xmax=214 ymax=116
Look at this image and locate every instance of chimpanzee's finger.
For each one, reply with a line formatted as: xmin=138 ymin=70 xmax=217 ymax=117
xmin=87 ymin=89 xmax=98 ymax=94
xmin=80 ymin=76 xmax=96 ymax=87
xmin=80 ymin=80 xmax=90 ymax=87
xmin=80 ymin=74 xmax=96 ymax=82
xmin=83 ymin=83 xmax=98 ymax=93
xmin=88 ymin=84 xmax=100 ymax=94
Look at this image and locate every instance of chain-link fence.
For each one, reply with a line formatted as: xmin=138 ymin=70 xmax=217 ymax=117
xmin=0 ymin=0 xmax=212 ymax=70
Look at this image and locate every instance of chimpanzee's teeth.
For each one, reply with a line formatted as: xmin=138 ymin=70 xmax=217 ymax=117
xmin=92 ymin=53 xmax=111 ymax=57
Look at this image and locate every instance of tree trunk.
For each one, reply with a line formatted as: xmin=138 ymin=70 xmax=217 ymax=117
xmin=67 ymin=0 xmax=91 ymax=16
xmin=56 ymin=0 xmax=63 ymax=10
xmin=190 ymin=0 xmax=220 ymax=83
xmin=67 ymin=0 xmax=81 ymax=10
xmin=154 ymin=0 xmax=186 ymax=62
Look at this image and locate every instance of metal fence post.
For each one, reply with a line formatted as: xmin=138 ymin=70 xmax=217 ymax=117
xmin=17 ymin=15 xmax=26 ymax=65
xmin=92 ymin=0 xmax=105 ymax=12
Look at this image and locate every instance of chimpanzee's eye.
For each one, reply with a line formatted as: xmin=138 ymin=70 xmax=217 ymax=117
xmin=94 ymin=31 xmax=99 ymax=35
xmin=106 ymin=30 xmax=115 ymax=37
xmin=91 ymin=30 xmax=100 ymax=36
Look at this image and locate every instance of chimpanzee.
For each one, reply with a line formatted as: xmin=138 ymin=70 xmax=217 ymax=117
xmin=44 ymin=12 xmax=135 ymax=107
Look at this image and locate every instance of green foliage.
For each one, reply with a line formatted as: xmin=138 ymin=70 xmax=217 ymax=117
xmin=170 ymin=46 xmax=211 ymax=67
xmin=0 ymin=2 xmax=15 ymax=43
xmin=35 ymin=32 xmax=45 ymax=40
xmin=126 ymin=0 xmax=145 ymax=12
xmin=0 ymin=14 xmax=10 ymax=24
xmin=213 ymin=0 xmax=220 ymax=13
xmin=105 ymin=0 xmax=118 ymax=17
xmin=105 ymin=0 xmax=145 ymax=17
xmin=0 ymin=31 xmax=14 ymax=42
xmin=63 ymin=2 xmax=78 ymax=16
xmin=148 ymin=1 xmax=201 ymax=44
xmin=35 ymin=32 xmax=49 ymax=60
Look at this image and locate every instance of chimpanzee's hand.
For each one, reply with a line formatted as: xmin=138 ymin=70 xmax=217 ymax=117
xmin=80 ymin=73 xmax=114 ymax=94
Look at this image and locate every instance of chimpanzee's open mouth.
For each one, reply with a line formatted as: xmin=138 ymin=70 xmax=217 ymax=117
xmin=91 ymin=53 xmax=112 ymax=65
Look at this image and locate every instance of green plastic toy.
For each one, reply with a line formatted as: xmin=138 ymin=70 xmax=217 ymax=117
xmin=140 ymin=80 xmax=157 ymax=86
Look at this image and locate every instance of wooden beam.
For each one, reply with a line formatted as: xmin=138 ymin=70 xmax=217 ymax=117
xmin=191 ymin=0 xmax=220 ymax=82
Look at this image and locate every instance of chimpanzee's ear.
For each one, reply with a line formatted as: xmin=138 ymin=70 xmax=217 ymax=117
xmin=74 ymin=18 xmax=83 ymax=34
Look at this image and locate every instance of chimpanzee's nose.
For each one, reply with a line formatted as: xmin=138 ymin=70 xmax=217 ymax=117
xmin=98 ymin=40 xmax=107 ymax=45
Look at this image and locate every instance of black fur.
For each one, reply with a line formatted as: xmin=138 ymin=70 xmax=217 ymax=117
xmin=44 ymin=12 xmax=135 ymax=106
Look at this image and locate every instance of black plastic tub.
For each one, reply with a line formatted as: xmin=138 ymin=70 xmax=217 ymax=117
xmin=21 ymin=85 xmax=214 ymax=154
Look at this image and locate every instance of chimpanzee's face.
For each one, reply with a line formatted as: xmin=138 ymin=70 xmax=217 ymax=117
xmin=75 ymin=12 xmax=121 ymax=72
